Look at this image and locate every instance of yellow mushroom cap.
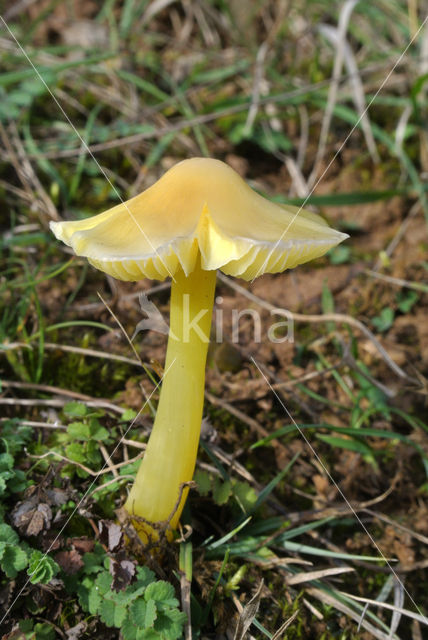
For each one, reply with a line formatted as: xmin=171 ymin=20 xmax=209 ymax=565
xmin=50 ymin=157 xmax=348 ymax=281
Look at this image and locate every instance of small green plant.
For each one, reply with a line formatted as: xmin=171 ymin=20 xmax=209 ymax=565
xmin=0 ymin=523 xmax=59 ymax=583
xmin=371 ymin=306 xmax=394 ymax=332
xmin=0 ymin=421 xmax=32 ymax=497
xmin=66 ymin=545 xmax=187 ymax=639
xmin=56 ymin=402 xmax=114 ymax=478
xmin=396 ymin=289 xmax=419 ymax=313
xmin=15 ymin=619 xmax=56 ymax=640
xmin=328 ymin=244 xmax=351 ymax=264
xmin=0 ymin=523 xmax=28 ymax=578
xmin=194 ymin=470 xmax=257 ymax=511
xmin=27 ymin=549 xmax=60 ymax=585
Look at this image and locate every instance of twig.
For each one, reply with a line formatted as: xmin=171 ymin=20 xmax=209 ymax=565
xmin=28 ymin=450 xmax=143 ymax=476
xmin=272 ymin=363 xmax=341 ymax=389
xmin=0 ymin=396 xmax=125 ymax=415
xmin=100 ymin=444 xmax=119 ymax=478
xmin=208 ymin=443 xmax=260 ymax=487
xmin=0 ymin=418 xmax=66 ymax=430
xmin=0 ymin=398 xmax=73 ymax=408
xmin=364 ymin=269 xmax=428 ymax=293
xmin=217 ymin=273 xmax=418 ymax=384
xmin=73 ymin=281 xmax=171 ymax=313
xmin=85 ymin=475 xmax=134 ymax=500
xmin=271 ymin=611 xmax=300 ymax=639
xmin=1 ymin=379 xmax=116 ymax=403
xmin=363 ymin=508 xmax=428 ymax=546
xmin=0 ymin=178 xmax=34 ymax=201
xmin=205 ymin=390 xmax=288 ymax=455
xmin=1 ymin=341 xmax=142 ymax=368
xmin=121 ymin=438 xmax=146 ymax=450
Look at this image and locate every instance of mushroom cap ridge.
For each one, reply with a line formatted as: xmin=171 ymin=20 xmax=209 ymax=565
xmin=50 ymin=157 xmax=348 ymax=281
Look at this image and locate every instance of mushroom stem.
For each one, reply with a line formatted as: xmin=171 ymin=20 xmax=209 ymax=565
xmin=124 ymin=254 xmax=216 ymax=541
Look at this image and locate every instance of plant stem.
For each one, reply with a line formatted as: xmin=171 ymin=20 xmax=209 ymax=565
xmin=124 ymin=255 xmax=216 ymax=541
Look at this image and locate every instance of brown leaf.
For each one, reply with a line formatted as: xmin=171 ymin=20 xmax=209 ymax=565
xmin=110 ymin=551 xmax=136 ymax=592
xmin=45 ymin=488 xmax=69 ymax=506
xmin=11 ymin=494 xmax=38 ymax=526
xmin=12 ymin=498 xmax=52 ymax=536
xmin=65 ymin=621 xmax=87 ymax=640
xmin=25 ymin=508 xmax=48 ymax=537
xmin=99 ymin=520 xmax=123 ymax=552
xmin=72 ymin=538 xmax=94 ymax=554
xmin=233 ymin=580 xmax=264 ymax=640
xmin=55 ymin=550 xmax=84 ymax=575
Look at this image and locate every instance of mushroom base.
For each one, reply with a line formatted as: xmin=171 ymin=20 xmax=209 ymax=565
xmin=124 ymin=256 xmax=216 ymax=543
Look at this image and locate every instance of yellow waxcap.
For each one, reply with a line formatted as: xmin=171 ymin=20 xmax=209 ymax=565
xmin=50 ymin=158 xmax=348 ymax=281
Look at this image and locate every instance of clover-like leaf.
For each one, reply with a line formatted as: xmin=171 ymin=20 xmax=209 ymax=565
xmin=1 ymin=544 xmax=28 ymax=578
xmin=99 ymin=598 xmax=127 ymax=626
xmin=213 ymin=477 xmax=232 ymax=505
xmin=144 ymin=581 xmax=175 ymax=604
xmin=154 ymin=609 xmax=188 ymax=640
xmin=130 ymin=597 xmax=157 ymax=628
xmin=232 ymin=480 xmax=258 ymax=511
xmin=89 ymin=418 xmax=110 ymax=442
xmin=63 ymin=402 xmax=89 ymax=418
xmin=0 ymin=523 xmax=19 ymax=545
xmin=27 ymin=550 xmax=59 ymax=584
xmin=65 ymin=442 xmax=86 ymax=464
xmin=193 ymin=469 xmax=211 ymax=496
xmin=67 ymin=421 xmax=91 ymax=441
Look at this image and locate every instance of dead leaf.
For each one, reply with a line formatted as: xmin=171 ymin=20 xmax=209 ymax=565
xmin=11 ymin=497 xmax=52 ymax=536
xmin=72 ymin=538 xmax=94 ymax=554
xmin=110 ymin=551 xmax=136 ymax=592
xmin=45 ymin=488 xmax=69 ymax=506
xmin=65 ymin=621 xmax=87 ymax=640
xmin=233 ymin=580 xmax=264 ymax=640
xmin=55 ymin=550 xmax=84 ymax=575
xmin=99 ymin=520 xmax=123 ymax=552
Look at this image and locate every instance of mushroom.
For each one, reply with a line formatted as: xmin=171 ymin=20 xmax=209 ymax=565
xmin=50 ymin=158 xmax=347 ymax=542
